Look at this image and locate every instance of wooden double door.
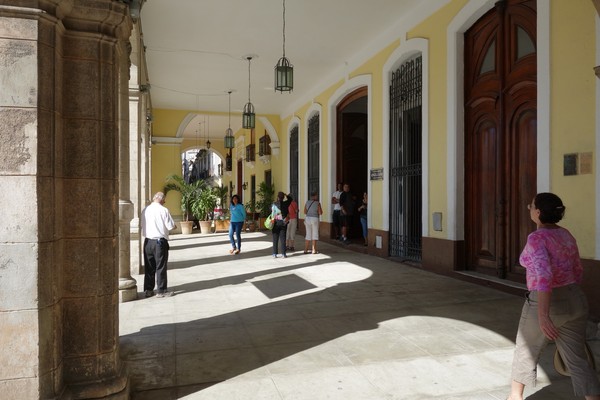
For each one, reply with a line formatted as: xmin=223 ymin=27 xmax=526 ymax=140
xmin=464 ymin=0 xmax=537 ymax=281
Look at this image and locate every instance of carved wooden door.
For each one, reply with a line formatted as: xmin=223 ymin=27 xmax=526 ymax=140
xmin=464 ymin=0 xmax=537 ymax=280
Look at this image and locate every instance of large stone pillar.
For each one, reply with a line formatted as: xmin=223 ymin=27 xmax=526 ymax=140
xmin=0 ymin=1 xmax=132 ymax=398
xmin=118 ymin=38 xmax=137 ymax=303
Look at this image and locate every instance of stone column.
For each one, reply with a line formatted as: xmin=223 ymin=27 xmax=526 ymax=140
xmin=118 ymin=38 xmax=137 ymax=303
xmin=0 ymin=1 xmax=132 ymax=398
xmin=128 ymin=22 xmax=148 ymax=277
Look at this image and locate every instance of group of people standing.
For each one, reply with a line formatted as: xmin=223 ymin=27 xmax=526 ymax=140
xmin=332 ymin=183 xmax=369 ymax=246
xmin=226 ymin=190 xmax=323 ymax=258
xmin=268 ymin=191 xmax=324 ymax=257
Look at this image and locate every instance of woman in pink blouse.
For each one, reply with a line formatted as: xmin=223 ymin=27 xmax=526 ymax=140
xmin=508 ymin=193 xmax=600 ymax=400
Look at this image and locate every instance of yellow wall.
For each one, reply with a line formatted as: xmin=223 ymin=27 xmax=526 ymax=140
xmin=550 ymin=0 xmax=597 ymax=256
xmin=151 ymin=143 xmax=185 ymax=217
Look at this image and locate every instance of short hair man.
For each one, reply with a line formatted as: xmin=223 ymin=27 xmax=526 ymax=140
xmin=141 ymin=192 xmax=176 ymax=298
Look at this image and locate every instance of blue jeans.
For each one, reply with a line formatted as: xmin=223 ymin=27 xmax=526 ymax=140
xmin=360 ymin=215 xmax=367 ymax=238
xmin=229 ymin=221 xmax=243 ymax=250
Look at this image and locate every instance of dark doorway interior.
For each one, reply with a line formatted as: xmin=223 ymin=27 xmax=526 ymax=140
xmin=336 ymin=88 xmax=368 ymax=241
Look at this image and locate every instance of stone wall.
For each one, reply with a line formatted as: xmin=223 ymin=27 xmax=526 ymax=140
xmin=0 ymin=1 xmax=132 ymax=398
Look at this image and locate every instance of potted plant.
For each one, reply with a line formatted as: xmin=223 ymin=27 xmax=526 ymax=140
xmin=255 ymin=181 xmax=275 ymax=230
xmin=163 ymin=174 xmax=204 ymax=234
xmin=191 ymin=185 xmax=218 ymax=234
xmin=245 ymin=198 xmax=258 ymax=232
xmin=215 ymin=209 xmax=230 ymax=232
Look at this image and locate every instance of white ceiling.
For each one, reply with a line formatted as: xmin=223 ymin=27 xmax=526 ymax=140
xmin=140 ymin=0 xmax=437 ymax=141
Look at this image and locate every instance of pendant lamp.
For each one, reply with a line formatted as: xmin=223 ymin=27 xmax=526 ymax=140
xmin=224 ymin=90 xmax=235 ymax=149
xmin=242 ymin=56 xmax=255 ymax=129
xmin=275 ymin=0 xmax=293 ymax=92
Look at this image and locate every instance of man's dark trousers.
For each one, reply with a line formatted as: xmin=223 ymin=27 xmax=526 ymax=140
xmin=143 ymin=238 xmax=170 ymax=293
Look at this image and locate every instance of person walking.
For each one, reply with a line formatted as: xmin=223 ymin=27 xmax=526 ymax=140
xmin=271 ymin=191 xmax=289 ymax=258
xmin=507 ymin=192 xmax=600 ymax=400
xmin=303 ymin=191 xmax=323 ymax=254
xmin=358 ymin=192 xmax=368 ymax=246
xmin=285 ymin=193 xmax=299 ymax=252
xmin=228 ymin=194 xmax=246 ymax=254
xmin=141 ymin=192 xmax=176 ymax=298
xmin=331 ymin=183 xmax=343 ymax=240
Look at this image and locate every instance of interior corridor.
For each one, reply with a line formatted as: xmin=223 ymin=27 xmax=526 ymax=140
xmin=119 ymin=232 xmax=600 ymax=399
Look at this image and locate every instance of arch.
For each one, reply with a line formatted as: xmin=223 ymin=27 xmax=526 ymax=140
xmin=258 ymin=116 xmax=280 ymax=156
xmin=175 ymin=113 xmax=196 ymax=138
xmin=382 ymin=38 xmax=429 ymax=235
xmin=327 ymin=75 xmax=372 ymax=224
xmin=446 ymin=0 xmax=550 ymax=241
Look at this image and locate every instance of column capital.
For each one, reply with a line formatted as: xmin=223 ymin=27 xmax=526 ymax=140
xmin=2 ymin=0 xmax=132 ymax=39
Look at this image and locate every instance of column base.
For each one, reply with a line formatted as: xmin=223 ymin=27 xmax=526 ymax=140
xmin=119 ymin=286 xmax=138 ymax=303
xmin=119 ymin=277 xmax=138 ymax=302
xmin=63 ymin=364 xmax=130 ymax=400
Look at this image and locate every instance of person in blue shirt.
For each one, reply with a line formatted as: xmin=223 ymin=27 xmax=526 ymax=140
xmin=228 ymin=195 xmax=246 ymax=254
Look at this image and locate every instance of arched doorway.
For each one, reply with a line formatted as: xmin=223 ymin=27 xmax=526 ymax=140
xmin=336 ymin=87 xmax=368 ymax=241
xmin=464 ymin=0 xmax=537 ymax=281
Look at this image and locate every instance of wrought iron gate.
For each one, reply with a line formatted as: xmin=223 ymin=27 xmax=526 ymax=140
xmin=307 ymin=114 xmax=320 ymax=197
xmin=389 ymin=56 xmax=422 ymax=261
xmin=289 ymin=126 xmax=299 ymax=202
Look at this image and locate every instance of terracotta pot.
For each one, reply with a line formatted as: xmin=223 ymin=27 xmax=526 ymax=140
xmin=199 ymin=220 xmax=212 ymax=234
xmin=180 ymin=221 xmax=193 ymax=234
xmin=215 ymin=220 xmax=230 ymax=232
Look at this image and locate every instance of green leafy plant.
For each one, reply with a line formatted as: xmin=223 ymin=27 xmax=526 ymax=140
xmin=245 ymin=198 xmax=256 ymax=221
xmin=163 ymin=174 xmax=204 ymax=221
xmin=191 ymin=186 xmax=218 ymax=221
xmin=255 ymin=181 xmax=275 ymax=218
xmin=214 ymin=184 xmax=229 ymax=209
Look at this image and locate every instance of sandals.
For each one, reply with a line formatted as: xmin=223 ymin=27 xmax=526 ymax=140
xmin=303 ymin=250 xmax=310 ymax=254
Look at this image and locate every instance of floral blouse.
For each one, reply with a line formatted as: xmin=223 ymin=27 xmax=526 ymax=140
xmin=519 ymin=227 xmax=583 ymax=292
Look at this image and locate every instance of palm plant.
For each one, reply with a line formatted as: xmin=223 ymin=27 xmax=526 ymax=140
xmin=255 ymin=181 xmax=275 ymax=218
xmin=163 ymin=174 xmax=206 ymax=221
xmin=191 ymin=186 xmax=218 ymax=221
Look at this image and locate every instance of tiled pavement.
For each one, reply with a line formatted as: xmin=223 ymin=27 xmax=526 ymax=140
xmin=119 ymin=231 xmax=600 ymax=399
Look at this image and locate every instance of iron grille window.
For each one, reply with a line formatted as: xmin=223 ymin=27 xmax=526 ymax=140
xmin=246 ymin=144 xmax=255 ymax=162
xmin=289 ymin=125 xmax=299 ymax=202
xmin=307 ymin=114 xmax=320 ymax=197
xmin=389 ymin=55 xmax=422 ymax=261
xmin=259 ymin=132 xmax=271 ymax=156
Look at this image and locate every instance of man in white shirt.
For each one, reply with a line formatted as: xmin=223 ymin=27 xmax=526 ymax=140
xmin=141 ymin=192 xmax=176 ymax=298
xmin=331 ymin=183 xmax=343 ymax=240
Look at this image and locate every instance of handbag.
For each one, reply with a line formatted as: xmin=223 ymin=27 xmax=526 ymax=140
xmin=264 ymin=215 xmax=274 ymax=230
xmin=553 ymin=342 xmax=596 ymax=377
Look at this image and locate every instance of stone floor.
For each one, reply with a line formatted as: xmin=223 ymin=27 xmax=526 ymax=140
xmin=119 ymin=231 xmax=600 ymax=399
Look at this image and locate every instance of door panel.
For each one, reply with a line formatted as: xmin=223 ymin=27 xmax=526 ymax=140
xmin=464 ymin=0 xmax=536 ymax=281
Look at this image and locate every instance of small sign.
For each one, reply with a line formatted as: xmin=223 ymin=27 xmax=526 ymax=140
xmin=370 ymin=168 xmax=384 ymax=181
xmin=563 ymin=153 xmax=578 ymax=176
